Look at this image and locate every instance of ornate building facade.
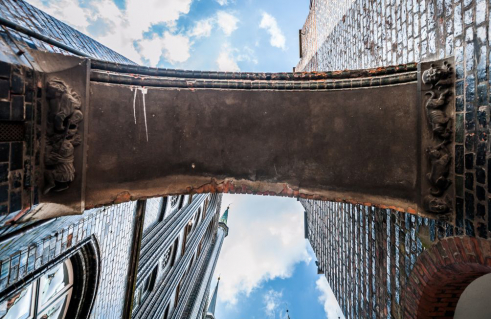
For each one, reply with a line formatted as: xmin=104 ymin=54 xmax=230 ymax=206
xmin=0 ymin=193 xmax=227 ymax=319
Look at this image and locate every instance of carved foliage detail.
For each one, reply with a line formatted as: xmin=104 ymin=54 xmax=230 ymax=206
xmin=422 ymin=62 xmax=453 ymax=215
xmin=44 ymin=78 xmax=83 ymax=194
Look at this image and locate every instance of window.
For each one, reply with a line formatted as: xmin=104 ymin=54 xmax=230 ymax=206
xmin=162 ymin=303 xmax=170 ymax=319
xmin=177 ymin=196 xmax=185 ymax=210
xmin=158 ymin=197 xmax=168 ymax=222
xmin=143 ymin=266 xmax=158 ymax=297
xmin=0 ymin=259 xmax=74 ymax=319
xmin=196 ymin=208 xmax=202 ymax=228
xmin=170 ymin=238 xmax=179 ymax=268
xmin=170 ymin=196 xmax=179 ymax=208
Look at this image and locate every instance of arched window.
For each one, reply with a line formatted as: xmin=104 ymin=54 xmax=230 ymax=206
xmin=0 ymin=241 xmax=98 ymax=319
xmin=0 ymin=259 xmax=73 ymax=319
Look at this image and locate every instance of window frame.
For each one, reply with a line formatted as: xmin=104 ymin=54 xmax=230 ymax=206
xmin=0 ymin=239 xmax=99 ymax=319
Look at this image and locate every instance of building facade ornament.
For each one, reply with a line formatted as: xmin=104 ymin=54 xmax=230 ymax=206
xmin=44 ymin=78 xmax=83 ymax=194
xmin=421 ymin=60 xmax=455 ymax=216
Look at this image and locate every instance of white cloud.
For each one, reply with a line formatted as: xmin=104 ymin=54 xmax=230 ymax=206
xmin=259 ymin=12 xmax=286 ymax=50
xmin=137 ymin=32 xmax=190 ymax=66
xmin=316 ymin=277 xmax=345 ymax=319
xmin=216 ymin=0 xmax=229 ymax=5
xmin=215 ymin=44 xmax=258 ymax=71
xmin=161 ymin=32 xmax=191 ymax=64
xmin=27 ymin=0 xmax=193 ymax=64
xmin=28 ymin=0 xmax=90 ymax=31
xmin=214 ymin=195 xmax=311 ymax=305
xmin=188 ymin=11 xmax=238 ymax=39
xmin=216 ymin=11 xmax=239 ymax=36
xmin=263 ymin=290 xmax=283 ymax=318
xmin=237 ymin=46 xmax=259 ymax=64
xmin=189 ymin=18 xmax=214 ymax=38
xmin=27 ymin=0 xmax=242 ymax=66
xmin=216 ymin=45 xmax=240 ymax=71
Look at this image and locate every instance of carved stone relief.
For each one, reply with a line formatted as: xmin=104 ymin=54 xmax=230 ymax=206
xmin=422 ymin=62 xmax=454 ymax=215
xmin=44 ymin=78 xmax=83 ymax=194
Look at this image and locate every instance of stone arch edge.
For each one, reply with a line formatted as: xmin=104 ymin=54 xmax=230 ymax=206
xmin=405 ymin=236 xmax=491 ymax=318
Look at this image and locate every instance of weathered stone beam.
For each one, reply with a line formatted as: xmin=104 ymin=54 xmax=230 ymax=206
xmin=20 ymin=52 xmax=454 ymax=220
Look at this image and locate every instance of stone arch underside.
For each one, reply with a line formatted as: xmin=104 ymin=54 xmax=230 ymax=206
xmin=18 ymin=51 xmax=454 ymax=221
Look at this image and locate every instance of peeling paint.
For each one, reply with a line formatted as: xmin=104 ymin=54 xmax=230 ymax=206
xmin=130 ymin=86 xmax=149 ymax=141
xmin=141 ymin=87 xmax=148 ymax=142
xmin=131 ymin=86 xmax=137 ymax=124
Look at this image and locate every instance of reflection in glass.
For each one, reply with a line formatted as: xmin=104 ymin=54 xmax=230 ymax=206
xmin=37 ymin=295 xmax=68 ymax=319
xmin=38 ymin=261 xmax=72 ymax=307
xmin=0 ymin=284 xmax=33 ymax=319
xmin=0 ymin=258 xmax=74 ymax=319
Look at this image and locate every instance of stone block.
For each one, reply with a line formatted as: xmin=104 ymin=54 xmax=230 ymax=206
xmin=25 ymin=89 xmax=34 ymax=103
xmin=0 ymin=101 xmax=10 ymax=120
xmin=0 ymin=163 xmax=7 ymax=183
xmin=10 ymin=142 xmax=23 ymax=171
xmin=0 ymin=184 xmax=8 ymax=203
xmin=10 ymin=95 xmax=25 ymax=121
xmin=0 ymin=61 xmax=10 ymax=79
xmin=0 ymin=79 xmax=9 ymax=100
xmin=9 ymin=190 xmax=21 ymax=212
xmin=25 ymin=103 xmax=33 ymax=121
xmin=10 ymin=73 xmax=25 ymax=95
xmin=0 ymin=143 xmax=9 ymax=162
xmin=11 ymin=171 xmax=22 ymax=189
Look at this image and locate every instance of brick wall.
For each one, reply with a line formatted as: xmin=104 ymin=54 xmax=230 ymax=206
xmin=299 ymin=0 xmax=491 ymax=317
xmin=0 ymin=60 xmax=39 ymax=226
xmin=301 ymin=199 xmax=432 ymax=318
xmin=298 ymin=0 xmax=490 ymax=239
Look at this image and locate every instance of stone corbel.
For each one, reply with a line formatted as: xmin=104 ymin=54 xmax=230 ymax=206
xmin=420 ymin=58 xmax=455 ymax=218
xmin=24 ymin=52 xmax=90 ymax=221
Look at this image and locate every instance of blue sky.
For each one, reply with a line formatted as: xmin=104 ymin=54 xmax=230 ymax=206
xmin=26 ymin=0 xmax=344 ymax=317
xmin=31 ymin=0 xmax=308 ymax=72
xmin=215 ymin=194 xmax=343 ymax=319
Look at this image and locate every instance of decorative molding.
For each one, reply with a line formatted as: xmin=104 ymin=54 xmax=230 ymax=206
xmin=44 ymin=78 xmax=83 ymax=194
xmin=421 ymin=61 xmax=454 ymax=215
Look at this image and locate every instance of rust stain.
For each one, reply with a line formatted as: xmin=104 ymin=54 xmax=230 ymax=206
xmin=94 ymin=179 xmax=420 ymax=216
xmin=67 ymin=233 xmax=73 ymax=248
xmin=4 ymin=207 xmax=31 ymax=225
xmin=407 ymin=207 xmax=417 ymax=214
xmin=114 ymin=191 xmax=132 ymax=204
